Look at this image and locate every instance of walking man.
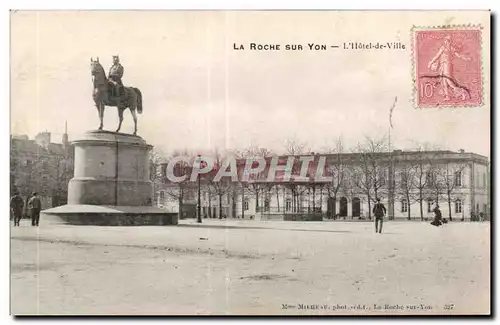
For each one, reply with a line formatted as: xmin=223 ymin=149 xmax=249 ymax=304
xmin=373 ymin=198 xmax=387 ymax=234
xmin=28 ymin=192 xmax=42 ymax=226
xmin=10 ymin=191 xmax=24 ymax=226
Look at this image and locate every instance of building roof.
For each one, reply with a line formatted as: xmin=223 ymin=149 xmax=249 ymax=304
xmin=11 ymin=138 xmax=70 ymax=157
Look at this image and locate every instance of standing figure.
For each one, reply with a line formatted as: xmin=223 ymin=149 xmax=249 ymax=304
xmin=10 ymin=192 xmax=24 ymax=227
xmin=28 ymin=192 xmax=42 ymax=227
xmin=108 ymin=55 xmax=124 ymax=97
xmin=431 ymin=204 xmax=443 ymax=227
xmin=427 ymin=35 xmax=471 ymax=101
xmin=373 ymin=198 xmax=387 ymax=234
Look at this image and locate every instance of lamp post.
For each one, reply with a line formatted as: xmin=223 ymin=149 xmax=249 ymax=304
xmin=196 ymin=155 xmax=202 ymax=223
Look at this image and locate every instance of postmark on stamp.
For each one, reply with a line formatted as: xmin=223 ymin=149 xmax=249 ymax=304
xmin=412 ymin=26 xmax=483 ymax=108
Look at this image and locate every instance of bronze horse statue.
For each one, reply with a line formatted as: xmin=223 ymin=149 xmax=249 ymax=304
xmin=90 ymin=57 xmax=143 ymax=135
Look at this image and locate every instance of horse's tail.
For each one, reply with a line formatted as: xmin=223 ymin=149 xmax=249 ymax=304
xmin=133 ymin=87 xmax=143 ymax=114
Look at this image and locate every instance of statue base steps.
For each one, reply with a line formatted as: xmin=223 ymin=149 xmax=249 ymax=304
xmin=41 ymin=204 xmax=178 ymax=226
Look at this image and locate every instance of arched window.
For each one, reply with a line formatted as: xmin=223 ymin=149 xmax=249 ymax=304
xmin=454 ymin=171 xmax=462 ymax=187
xmin=455 ymin=199 xmax=462 ymax=213
xmin=285 ymin=198 xmax=292 ymax=212
xmin=427 ymin=199 xmax=434 ymax=213
xmin=159 ymin=191 xmax=165 ymax=204
xmin=401 ymin=199 xmax=408 ymax=213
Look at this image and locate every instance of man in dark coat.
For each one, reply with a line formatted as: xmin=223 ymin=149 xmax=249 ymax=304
xmin=10 ymin=192 xmax=24 ymax=226
xmin=372 ymin=198 xmax=387 ymax=234
xmin=431 ymin=204 xmax=443 ymax=227
xmin=28 ymin=192 xmax=42 ymax=226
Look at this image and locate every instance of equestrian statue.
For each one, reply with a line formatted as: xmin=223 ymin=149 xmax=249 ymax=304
xmin=90 ymin=55 xmax=143 ymax=135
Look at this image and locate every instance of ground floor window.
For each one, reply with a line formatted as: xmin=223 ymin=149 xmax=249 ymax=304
xmin=243 ymin=199 xmax=249 ymax=211
xmin=285 ymin=199 xmax=292 ymax=212
xmin=401 ymin=199 xmax=408 ymax=213
xmin=427 ymin=199 xmax=433 ymax=213
xmin=455 ymin=199 xmax=462 ymax=213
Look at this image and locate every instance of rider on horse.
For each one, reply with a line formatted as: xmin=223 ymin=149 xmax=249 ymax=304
xmin=109 ymin=55 xmax=124 ymax=97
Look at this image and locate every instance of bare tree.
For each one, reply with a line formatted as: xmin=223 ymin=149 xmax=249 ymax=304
xmin=352 ymin=136 xmax=389 ymax=220
xmin=411 ymin=148 xmax=440 ymax=221
xmin=207 ymin=148 xmax=232 ymax=219
xmin=51 ymin=155 xmax=73 ymax=207
xmin=149 ymin=149 xmax=165 ymax=206
xmin=395 ymin=160 xmax=418 ymax=220
xmin=440 ymin=162 xmax=467 ymax=221
xmin=234 ymin=145 xmax=273 ymax=218
xmin=322 ymin=138 xmax=349 ymax=218
xmin=284 ymin=135 xmax=307 ymax=156
xmin=426 ymin=164 xmax=446 ymax=212
xmin=162 ymin=149 xmax=194 ymax=219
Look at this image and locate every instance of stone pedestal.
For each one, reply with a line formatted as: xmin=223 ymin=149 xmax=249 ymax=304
xmin=68 ymin=130 xmax=153 ymax=206
xmin=43 ymin=130 xmax=177 ymax=226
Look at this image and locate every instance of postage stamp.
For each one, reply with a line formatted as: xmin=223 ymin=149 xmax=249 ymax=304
xmin=413 ymin=26 xmax=483 ymax=108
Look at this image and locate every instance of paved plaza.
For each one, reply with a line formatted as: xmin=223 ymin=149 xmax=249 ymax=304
xmin=10 ymin=219 xmax=490 ymax=315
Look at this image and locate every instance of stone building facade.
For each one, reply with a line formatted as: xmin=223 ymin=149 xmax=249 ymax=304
xmin=10 ymin=129 xmax=73 ymax=212
xmin=155 ymin=149 xmax=489 ymax=221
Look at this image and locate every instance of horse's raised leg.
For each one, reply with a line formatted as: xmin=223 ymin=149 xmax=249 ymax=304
xmin=130 ymin=109 xmax=138 ymax=135
xmin=116 ymin=106 xmax=124 ymax=133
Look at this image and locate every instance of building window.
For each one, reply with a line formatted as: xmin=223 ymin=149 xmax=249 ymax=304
xmin=427 ymin=199 xmax=434 ymax=213
xmin=426 ymin=172 xmax=434 ymax=186
xmin=243 ymin=199 xmax=249 ymax=211
xmin=159 ymin=191 xmax=165 ymax=204
xmin=455 ymin=199 xmax=462 ymax=214
xmin=483 ymin=173 xmax=486 ymax=188
xmin=400 ymin=173 xmax=407 ymax=188
xmin=454 ymin=171 xmax=462 ymax=187
xmin=285 ymin=198 xmax=292 ymax=212
xmin=401 ymin=199 xmax=408 ymax=213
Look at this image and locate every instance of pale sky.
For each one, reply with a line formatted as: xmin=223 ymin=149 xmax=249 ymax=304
xmin=10 ymin=10 xmax=491 ymax=157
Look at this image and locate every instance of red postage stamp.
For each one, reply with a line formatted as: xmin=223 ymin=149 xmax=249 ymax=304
xmin=413 ymin=26 xmax=483 ymax=108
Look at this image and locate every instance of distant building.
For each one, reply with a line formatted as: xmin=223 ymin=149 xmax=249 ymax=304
xmin=10 ymin=124 xmax=73 ymax=212
xmin=155 ymin=149 xmax=490 ymax=221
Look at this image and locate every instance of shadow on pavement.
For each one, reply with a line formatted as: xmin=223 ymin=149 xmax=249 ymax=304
xmin=176 ymin=223 xmax=352 ymax=233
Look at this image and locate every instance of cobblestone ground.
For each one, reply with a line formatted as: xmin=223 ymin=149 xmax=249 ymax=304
xmin=10 ymin=219 xmax=490 ymax=315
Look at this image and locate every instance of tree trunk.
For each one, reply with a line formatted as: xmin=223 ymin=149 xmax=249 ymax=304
xmin=219 ymin=194 xmax=223 ymax=219
xmin=255 ymin=188 xmax=259 ymax=213
xmin=208 ymin=194 xmax=212 ymax=218
xmin=407 ymin=194 xmax=411 ymax=220
xmin=333 ymin=195 xmax=337 ymax=219
xmin=178 ymin=195 xmax=183 ymax=220
xmin=276 ymin=187 xmax=280 ymax=212
xmin=419 ymin=190 xmax=424 ymax=221
xmin=308 ymin=188 xmax=311 ymax=212
xmin=231 ymin=190 xmax=236 ymax=218
xmin=241 ymin=186 xmax=245 ymax=219
xmin=312 ymin=186 xmax=316 ymax=212
xmin=448 ymin=194 xmax=453 ymax=221
xmin=367 ymin=195 xmax=372 ymax=220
